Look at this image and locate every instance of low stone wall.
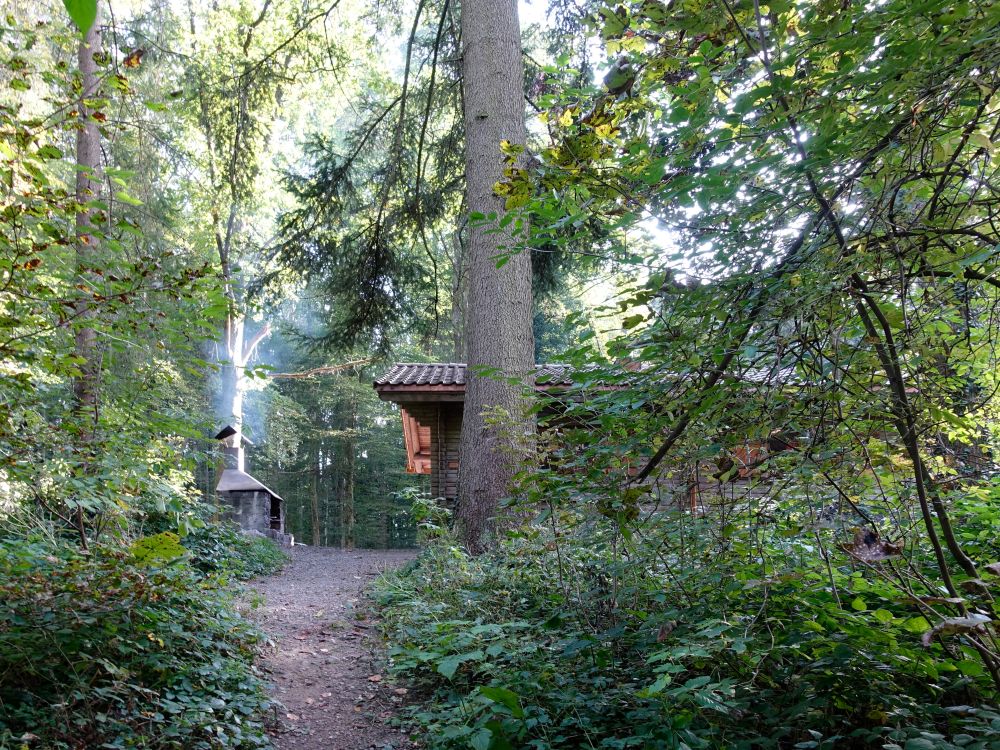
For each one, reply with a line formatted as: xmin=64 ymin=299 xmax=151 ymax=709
xmin=244 ymin=528 xmax=295 ymax=548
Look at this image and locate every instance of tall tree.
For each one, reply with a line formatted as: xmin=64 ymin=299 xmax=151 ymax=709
xmin=182 ymin=0 xmax=334 ymax=433
xmin=70 ymin=6 xmax=102 ymax=549
xmin=454 ymin=0 xmax=535 ymax=552
xmin=310 ymin=442 xmax=322 ymax=546
xmin=184 ymin=2 xmax=273 ymax=432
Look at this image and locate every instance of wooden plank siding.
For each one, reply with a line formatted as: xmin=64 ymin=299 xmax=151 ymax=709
xmin=400 ymin=407 xmax=433 ymax=474
xmin=376 ymin=363 xmax=798 ymax=506
xmin=432 ymin=403 xmax=462 ymax=500
xmin=398 ymin=403 xmax=462 ymax=499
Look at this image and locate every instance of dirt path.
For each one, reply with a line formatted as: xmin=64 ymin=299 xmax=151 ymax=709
xmin=250 ymin=546 xmax=417 ymax=750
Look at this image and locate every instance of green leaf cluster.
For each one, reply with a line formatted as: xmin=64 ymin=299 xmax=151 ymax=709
xmin=375 ymin=520 xmax=1000 ymax=749
xmin=0 ymin=531 xmax=281 ymax=748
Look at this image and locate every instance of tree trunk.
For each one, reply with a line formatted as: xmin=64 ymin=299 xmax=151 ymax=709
xmin=72 ymin=12 xmax=103 ymax=550
xmin=450 ymin=231 xmax=468 ymax=361
xmin=219 ymin=318 xmax=270 ymax=431
xmin=342 ymin=414 xmax=356 ymax=549
xmin=455 ymin=0 xmax=535 ymax=553
xmin=322 ymin=449 xmax=331 ymax=547
xmin=311 ymin=444 xmax=321 ymax=546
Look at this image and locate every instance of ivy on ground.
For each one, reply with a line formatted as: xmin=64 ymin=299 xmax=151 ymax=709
xmin=0 ymin=525 xmax=286 ymax=749
xmin=375 ymin=515 xmax=1000 ymax=750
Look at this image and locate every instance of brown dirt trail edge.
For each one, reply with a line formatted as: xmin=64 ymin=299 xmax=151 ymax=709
xmin=249 ymin=546 xmax=417 ymax=749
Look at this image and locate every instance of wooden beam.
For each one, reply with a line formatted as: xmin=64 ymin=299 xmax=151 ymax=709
xmin=400 ymin=408 xmax=417 ymax=473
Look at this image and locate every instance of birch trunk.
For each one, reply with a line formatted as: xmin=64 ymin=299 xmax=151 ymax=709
xmin=219 ymin=317 xmax=270 ymax=431
xmin=456 ymin=0 xmax=535 ymax=552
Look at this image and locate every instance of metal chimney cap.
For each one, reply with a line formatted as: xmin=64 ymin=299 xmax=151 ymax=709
xmin=214 ymin=425 xmax=254 ymax=444
xmin=215 ymin=425 xmax=237 ymax=440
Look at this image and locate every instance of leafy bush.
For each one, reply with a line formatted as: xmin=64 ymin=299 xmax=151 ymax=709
xmin=179 ymin=523 xmax=288 ymax=581
xmin=401 ymin=489 xmax=452 ymax=543
xmin=139 ymin=507 xmax=288 ymax=582
xmin=0 ymin=535 xmax=277 ymax=749
xmin=374 ymin=520 xmax=1000 ymax=750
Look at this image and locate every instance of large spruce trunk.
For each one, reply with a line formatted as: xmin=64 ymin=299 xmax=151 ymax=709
xmin=455 ymin=0 xmax=534 ymax=552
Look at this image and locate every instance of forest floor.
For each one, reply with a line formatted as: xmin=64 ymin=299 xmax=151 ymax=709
xmin=249 ymin=545 xmax=417 ymax=750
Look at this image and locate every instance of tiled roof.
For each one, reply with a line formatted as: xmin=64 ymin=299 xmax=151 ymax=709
xmin=374 ymin=362 xmax=795 ymax=392
xmin=375 ymin=363 xmax=466 ymax=386
xmin=374 ymin=363 xmax=575 ymax=388
xmin=216 ymin=469 xmax=283 ymax=500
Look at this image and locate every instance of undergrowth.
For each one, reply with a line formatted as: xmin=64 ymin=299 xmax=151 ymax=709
xmin=175 ymin=522 xmax=288 ymax=581
xmin=374 ymin=515 xmax=1000 ymax=750
xmin=0 ymin=519 xmax=287 ymax=749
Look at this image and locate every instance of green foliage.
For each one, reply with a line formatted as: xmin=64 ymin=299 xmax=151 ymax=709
xmin=131 ymin=530 xmax=190 ymax=567
xmin=61 ymin=0 xmax=97 ymax=34
xmin=179 ymin=522 xmax=289 ymax=581
xmin=404 ymin=489 xmax=452 ymax=542
xmin=0 ymin=536 xmax=274 ymax=749
xmin=0 ymin=9 xmax=226 ymax=540
xmin=376 ymin=513 xmax=1000 ymax=749
xmin=140 ymin=507 xmax=288 ymax=580
xmin=495 ymin=0 xmax=1000 ymax=696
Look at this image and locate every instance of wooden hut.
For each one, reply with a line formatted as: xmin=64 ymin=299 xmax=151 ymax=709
xmin=373 ymin=363 xmax=573 ymax=500
xmin=374 ymin=362 xmax=800 ymax=505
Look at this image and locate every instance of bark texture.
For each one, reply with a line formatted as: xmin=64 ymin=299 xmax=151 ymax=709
xmin=72 ymin=14 xmax=103 ymax=549
xmin=73 ymin=17 xmax=102 ymax=430
xmin=450 ymin=231 xmax=468 ymax=361
xmin=311 ymin=445 xmax=321 ymax=546
xmin=456 ymin=0 xmax=534 ymax=552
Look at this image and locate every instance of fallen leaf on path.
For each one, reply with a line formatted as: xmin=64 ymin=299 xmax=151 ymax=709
xmin=394 ymin=687 xmax=408 ymax=695
xmin=305 ymin=698 xmax=314 ymax=705
xmin=286 ymin=713 xmax=300 ymax=721
xmin=368 ymin=674 xmax=382 ymax=682
xmin=321 ymin=692 xmax=332 ymax=698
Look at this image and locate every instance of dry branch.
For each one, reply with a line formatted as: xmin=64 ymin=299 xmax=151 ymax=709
xmin=268 ymin=359 xmax=372 ymax=379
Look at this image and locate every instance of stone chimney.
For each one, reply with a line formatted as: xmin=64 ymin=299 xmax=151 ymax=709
xmin=215 ymin=424 xmax=250 ymax=472
xmin=213 ymin=424 xmax=292 ymax=547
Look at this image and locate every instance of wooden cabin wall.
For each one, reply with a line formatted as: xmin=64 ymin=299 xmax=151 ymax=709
xmin=432 ymin=404 xmax=461 ymax=500
xmin=400 ymin=402 xmax=463 ymax=500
